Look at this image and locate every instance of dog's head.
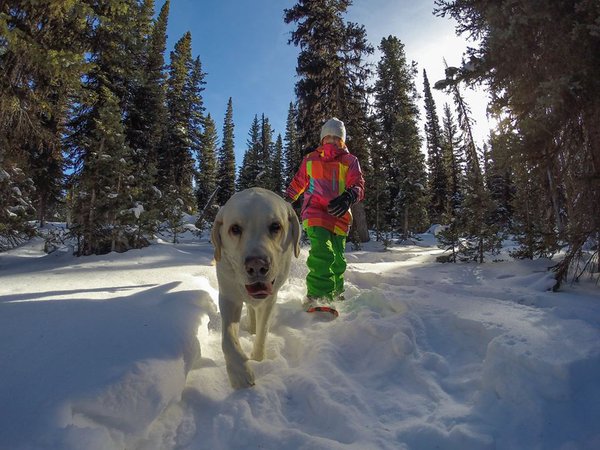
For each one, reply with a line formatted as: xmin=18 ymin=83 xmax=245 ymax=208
xmin=211 ymin=188 xmax=300 ymax=300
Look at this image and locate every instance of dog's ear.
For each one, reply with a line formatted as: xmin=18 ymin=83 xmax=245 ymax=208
xmin=211 ymin=208 xmax=223 ymax=261
xmin=287 ymin=203 xmax=301 ymax=258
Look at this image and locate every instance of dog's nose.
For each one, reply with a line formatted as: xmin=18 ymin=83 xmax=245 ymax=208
xmin=245 ymin=256 xmax=270 ymax=277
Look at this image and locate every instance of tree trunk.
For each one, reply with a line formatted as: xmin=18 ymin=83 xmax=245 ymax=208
xmin=545 ymin=163 xmax=564 ymax=235
xmin=86 ymin=186 xmax=96 ymax=255
xmin=403 ymin=205 xmax=409 ymax=240
xmin=350 ymin=202 xmax=369 ymax=242
xmin=38 ymin=195 xmax=47 ymax=228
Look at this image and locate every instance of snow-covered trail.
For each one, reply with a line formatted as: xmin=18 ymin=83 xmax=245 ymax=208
xmin=159 ymin=243 xmax=599 ymax=450
xmin=1 ymin=235 xmax=599 ymax=449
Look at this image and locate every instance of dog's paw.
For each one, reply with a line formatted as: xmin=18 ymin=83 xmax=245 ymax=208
xmin=227 ymin=363 xmax=255 ymax=389
xmin=250 ymin=348 xmax=265 ymax=361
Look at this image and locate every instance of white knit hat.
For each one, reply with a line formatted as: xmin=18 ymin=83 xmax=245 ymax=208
xmin=320 ymin=117 xmax=346 ymax=142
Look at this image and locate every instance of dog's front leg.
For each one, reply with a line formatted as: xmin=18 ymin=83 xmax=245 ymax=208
xmin=251 ymin=299 xmax=275 ymax=361
xmin=248 ymin=305 xmax=257 ymax=335
xmin=220 ymin=296 xmax=255 ymax=389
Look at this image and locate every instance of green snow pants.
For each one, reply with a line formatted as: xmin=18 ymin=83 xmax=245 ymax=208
xmin=305 ymin=226 xmax=347 ymax=300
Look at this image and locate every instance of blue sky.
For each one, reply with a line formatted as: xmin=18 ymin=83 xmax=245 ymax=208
xmin=164 ymin=0 xmax=490 ymax=165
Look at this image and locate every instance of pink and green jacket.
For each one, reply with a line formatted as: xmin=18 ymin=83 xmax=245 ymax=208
xmin=286 ymin=143 xmax=365 ymax=236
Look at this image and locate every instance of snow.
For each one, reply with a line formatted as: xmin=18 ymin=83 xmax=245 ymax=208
xmin=1 ymin=228 xmax=599 ymax=450
xmin=127 ymin=202 xmax=145 ymax=219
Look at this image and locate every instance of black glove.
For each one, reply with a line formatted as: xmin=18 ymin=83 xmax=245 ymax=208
xmin=327 ymin=189 xmax=357 ymax=218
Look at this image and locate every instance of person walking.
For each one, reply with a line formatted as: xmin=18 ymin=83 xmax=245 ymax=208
xmin=286 ymin=118 xmax=365 ymax=315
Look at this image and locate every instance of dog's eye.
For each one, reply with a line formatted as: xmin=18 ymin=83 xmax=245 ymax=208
xmin=269 ymin=222 xmax=282 ymax=234
xmin=230 ymin=224 xmax=242 ymax=236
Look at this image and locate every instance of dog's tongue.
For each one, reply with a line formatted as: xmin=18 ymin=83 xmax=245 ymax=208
xmin=245 ymin=281 xmax=273 ymax=298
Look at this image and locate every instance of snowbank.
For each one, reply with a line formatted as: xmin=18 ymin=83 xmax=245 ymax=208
xmin=0 ymin=240 xmax=218 ymax=449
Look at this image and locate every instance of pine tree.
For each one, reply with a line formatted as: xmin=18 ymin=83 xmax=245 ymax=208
xmin=259 ymin=114 xmax=274 ymax=190
xmin=0 ymin=1 xmax=89 ymax=237
xmin=283 ymin=102 xmax=302 ymax=187
xmin=216 ymin=98 xmax=236 ymax=206
xmin=483 ymin=137 xmax=513 ymax=230
xmin=436 ymin=104 xmax=464 ymax=262
xmin=373 ymin=36 xmax=428 ymax=239
xmin=66 ymin=0 xmax=138 ymax=255
xmin=436 ymin=63 xmax=501 ymax=262
xmin=0 ymin=165 xmax=36 ymax=251
xmin=126 ymin=0 xmax=169 ymax=162
xmin=369 ymin=117 xmax=390 ymax=241
xmin=338 ymin=21 xmax=373 ymax=244
xmin=160 ymin=32 xmax=196 ymax=206
xmin=455 ymin=86 xmax=501 ymax=263
xmin=158 ymin=33 xmax=206 ymax=240
xmin=493 ymin=118 xmax=557 ymax=260
xmin=271 ymin=134 xmax=284 ymax=196
xmin=284 ymin=0 xmax=350 ymax=149
xmin=237 ymin=115 xmax=261 ymax=191
xmin=196 ymin=113 xmax=219 ymax=227
xmin=124 ymin=0 xmax=170 ymax=243
xmin=440 ymin=103 xmax=464 ymax=218
xmin=284 ymin=0 xmax=372 ymax=241
xmin=509 ymin=155 xmax=560 ymax=261
xmin=423 ymin=69 xmax=447 ymax=224
xmin=434 ymin=0 xmax=600 ymax=287
xmin=71 ymin=86 xmax=135 ymax=255
xmin=188 ymin=56 xmax=206 ymax=140
xmin=123 ymin=0 xmax=154 ymax=114
xmin=188 ymin=55 xmax=207 ymax=180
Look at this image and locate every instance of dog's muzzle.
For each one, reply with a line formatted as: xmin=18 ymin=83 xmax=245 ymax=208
xmin=244 ymin=256 xmax=274 ymax=299
xmin=245 ymin=280 xmax=275 ymax=299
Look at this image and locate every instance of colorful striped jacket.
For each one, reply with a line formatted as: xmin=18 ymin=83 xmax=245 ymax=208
xmin=286 ymin=143 xmax=365 ymax=236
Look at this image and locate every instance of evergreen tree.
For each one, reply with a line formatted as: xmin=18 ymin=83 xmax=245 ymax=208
xmin=373 ymin=36 xmax=428 ymax=239
xmin=237 ymin=115 xmax=261 ymax=191
xmin=284 ymin=0 xmax=372 ymax=241
xmin=423 ymin=69 xmax=447 ymax=224
xmin=271 ymin=134 xmax=285 ymax=196
xmin=284 ymin=0 xmax=350 ymax=149
xmin=436 ymin=64 xmax=500 ymax=262
xmin=0 ymin=1 xmax=89 ymax=237
xmin=124 ymin=0 xmax=170 ymax=243
xmin=436 ymin=104 xmax=465 ymax=262
xmin=70 ymin=86 xmax=135 ymax=255
xmin=336 ymin=21 xmax=373 ymax=169
xmin=28 ymin=143 xmax=62 ymax=227
xmin=493 ymin=118 xmax=557 ymax=260
xmin=483 ymin=137 xmax=513 ymax=230
xmin=188 ymin=55 xmax=207 ymax=177
xmin=440 ymin=103 xmax=464 ymax=218
xmin=0 ymin=165 xmax=36 ymax=251
xmin=509 ymin=150 xmax=560 ymax=260
xmin=259 ymin=114 xmax=274 ymax=190
xmin=126 ymin=0 xmax=169 ymax=168
xmin=159 ymin=33 xmax=206 ymax=240
xmin=339 ymin=21 xmax=374 ymax=244
xmin=216 ymin=98 xmax=236 ymax=206
xmin=66 ymin=0 xmax=138 ymax=255
xmin=283 ymin=102 xmax=302 ymax=186
xmin=188 ymin=56 xmax=206 ymax=134
xmin=123 ymin=0 xmax=154 ymax=114
xmin=369 ymin=117 xmax=390 ymax=241
xmin=434 ymin=0 xmax=600 ymax=287
xmin=160 ymin=32 xmax=196 ymax=207
xmin=196 ymin=113 xmax=219 ymax=227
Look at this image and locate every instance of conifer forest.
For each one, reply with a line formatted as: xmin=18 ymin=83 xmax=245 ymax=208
xmin=1 ymin=0 xmax=599 ymax=290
